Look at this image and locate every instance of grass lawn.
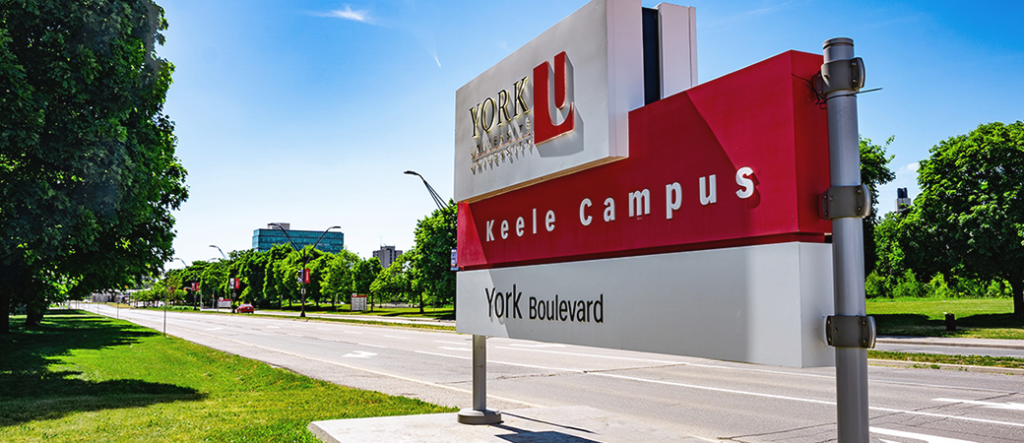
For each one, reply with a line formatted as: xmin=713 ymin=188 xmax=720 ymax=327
xmin=867 ymin=298 xmax=1024 ymax=339
xmin=0 ymin=310 xmax=455 ymax=442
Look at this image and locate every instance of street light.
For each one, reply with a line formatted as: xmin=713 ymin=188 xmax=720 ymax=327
xmin=209 ymin=245 xmax=230 ymax=311
xmin=270 ymin=224 xmax=341 ymax=318
xmin=404 ymin=170 xmax=448 ymax=212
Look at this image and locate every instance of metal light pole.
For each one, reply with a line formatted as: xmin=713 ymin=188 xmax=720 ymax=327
xmin=405 ymin=171 xmax=497 ymax=424
xmin=209 ymin=246 xmax=228 ymax=311
xmin=819 ymin=38 xmax=874 ymax=443
xmin=270 ymin=224 xmax=340 ymax=318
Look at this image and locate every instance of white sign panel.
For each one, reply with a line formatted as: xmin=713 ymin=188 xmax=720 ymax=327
xmin=457 ymin=242 xmax=836 ymax=368
xmin=454 ymin=0 xmax=644 ymax=202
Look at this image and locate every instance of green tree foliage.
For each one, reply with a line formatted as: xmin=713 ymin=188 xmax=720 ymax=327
xmin=0 ymin=0 xmax=187 ymax=332
xmin=900 ymin=121 xmax=1024 ymax=316
xmin=322 ymin=249 xmax=360 ymax=305
xmin=859 ymin=136 xmax=896 ymax=275
xmin=370 ymin=254 xmax=415 ymax=308
xmin=408 ymin=202 xmax=456 ymax=309
xmin=351 ymin=257 xmax=382 ymax=310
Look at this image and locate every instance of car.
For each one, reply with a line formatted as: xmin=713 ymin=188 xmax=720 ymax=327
xmin=237 ymin=303 xmax=255 ymax=314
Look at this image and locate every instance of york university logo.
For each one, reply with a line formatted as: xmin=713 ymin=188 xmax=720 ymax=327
xmin=468 ymin=52 xmax=577 ymax=173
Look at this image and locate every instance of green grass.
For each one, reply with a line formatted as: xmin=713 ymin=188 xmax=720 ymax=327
xmin=1 ymin=310 xmax=455 ymax=442
xmin=867 ymin=298 xmax=1024 ymax=339
xmin=869 ymin=350 xmax=1024 ymax=370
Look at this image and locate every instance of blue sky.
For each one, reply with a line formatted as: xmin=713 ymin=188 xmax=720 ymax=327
xmin=158 ymin=0 xmax=1024 ymax=267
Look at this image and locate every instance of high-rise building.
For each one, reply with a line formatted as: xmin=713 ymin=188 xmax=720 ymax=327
xmin=252 ymin=223 xmax=345 ymax=253
xmin=373 ymin=245 xmax=403 ymax=269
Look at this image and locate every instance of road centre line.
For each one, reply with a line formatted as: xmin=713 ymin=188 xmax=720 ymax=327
xmin=592 ymin=372 xmax=1024 ymax=428
xmin=434 ymin=340 xmax=469 ymax=345
xmin=343 ymin=331 xmax=363 ymax=335
xmin=383 ymin=335 xmax=411 ymax=340
xmin=420 ymin=349 xmax=1024 ymax=429
xmin=496 ymin=346 xmax=833 ymax=379
xmin=439 ymin=346 xmax=472 ymax=351
xmin=872 ymin=427 xmax=979 ymax=443
xmin=497 ymin=345 xmax=1024 ymax=393
xmin=182 ymin=329 xmax=541 ymax=408
xmin=358 ymin=343 xmax=388 ymax=349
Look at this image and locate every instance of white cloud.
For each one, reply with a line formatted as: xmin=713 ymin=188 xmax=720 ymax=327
xmin=319 ymin=6 xmax=373 ymax=24
xmin=906 ymin=162 xmax=920 ymax=172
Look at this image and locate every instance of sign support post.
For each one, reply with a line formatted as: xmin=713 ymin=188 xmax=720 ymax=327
xmin=821 ymin=37 xmax=872 ymax=443
xmin=457 ymin=335 xmax=501 ymax=424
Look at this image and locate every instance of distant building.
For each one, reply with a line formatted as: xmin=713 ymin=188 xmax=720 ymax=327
xmin=895 ymin=188 xmax=912 ymax=214
xmin=252 ymin=223 xmax=345 ymax=253
xmin=373 ymin=245 xmax=403 ymax=269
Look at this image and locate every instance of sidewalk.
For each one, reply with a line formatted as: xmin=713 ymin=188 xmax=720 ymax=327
xmin=211 ymin=307 xmax=456 ymax=327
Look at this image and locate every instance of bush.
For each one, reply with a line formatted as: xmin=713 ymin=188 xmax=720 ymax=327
xmin=891 ymin=270 xmax=926 ymax=298
xmin=865 ymin=271 xmax=888 ymax=299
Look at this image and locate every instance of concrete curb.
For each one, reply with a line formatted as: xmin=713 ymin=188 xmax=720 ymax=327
xmin=868 ymin=358 xmax=1024 ymax=376
xmin=876 ymin=337 xmax=1024 ymax=351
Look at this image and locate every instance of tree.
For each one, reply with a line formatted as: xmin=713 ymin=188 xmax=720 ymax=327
xmin=860 ymin=136 xmax=896 ymax=275
xmin=322 ymin=249 xmax=360 ymax=306
xmin=370 ymin=254 xmax=414 ymax=308
xmin=351 ymin=257 xmax=382 ymax=310
xmin=408 ymin=202 xmax=456 ymax=309
xmin=0 ymin=0 xmax=186 ymax=332
xmin=901 ymin=121 xmax=1024 ymax=316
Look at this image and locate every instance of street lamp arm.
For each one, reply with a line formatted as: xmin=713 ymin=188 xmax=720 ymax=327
xmin=209 ymin=245 xmax=227 ymax=260
xmin=404 ymin=170 xmax=449 ymax=213
xmin=268 ymin=224 xmax=299 ymax=252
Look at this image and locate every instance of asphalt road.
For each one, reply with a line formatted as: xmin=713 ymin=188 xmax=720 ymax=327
xmin=83 ymin=304 xmax=1023 ymax=443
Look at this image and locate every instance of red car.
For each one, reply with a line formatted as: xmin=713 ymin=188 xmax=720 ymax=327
xmin=237 ymin=303 xmax=255 ymax=314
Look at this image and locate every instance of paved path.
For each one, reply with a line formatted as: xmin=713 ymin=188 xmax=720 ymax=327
xmin=85 ymin=304 xmax=1023 ymax=443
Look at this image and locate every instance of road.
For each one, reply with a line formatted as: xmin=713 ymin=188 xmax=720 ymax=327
xmin=84 ymin=304 xmax=1023 ymax=443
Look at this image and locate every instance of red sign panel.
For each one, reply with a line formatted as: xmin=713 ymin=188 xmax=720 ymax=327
xmin=458 ymin=51 xmax=831 ymax=270
xmin=303 ymin=269 xmax=311 ymax=284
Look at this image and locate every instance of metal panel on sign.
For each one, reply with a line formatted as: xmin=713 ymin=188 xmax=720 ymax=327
xmin=457 ymin=242 xmax=835 ymax=368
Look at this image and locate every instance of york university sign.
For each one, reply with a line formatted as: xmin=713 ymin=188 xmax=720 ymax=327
xmin=454 ymin=0 xmax=646 ymax=202
xmin=455 ymin=0 xmax=835 ymax=368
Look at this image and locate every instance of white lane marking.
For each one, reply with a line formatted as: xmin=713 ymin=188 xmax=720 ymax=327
xmin=383 ymin=335 xmax=410 ymax=340
xmin=288 ymin=333 xmax=304 ymax=337
xmin=507 ymin=343 xmax=565 ymax=348
xmin=497 ymin=346 xmax=832 ymax=379
xmin=317 ymin=328 xmax=331 ymax=331
xmin=934 ymin=398 xmax=1024 ymax=411
xmin=434 ymin=340 xmax=468 ymax=345
xmin=206 ymin=327 xmax=224 ymax=331
xmin=266 ymin=326 xmax=280 ymax=329
xmin=343 ymin=351 xmax=377 ymax=359
xmin=359 ymin=343 xmax=387 ymax=349
xmin=343 ymin=331 xmax=363 ymax=335
xmin=417 ymin=351 xmax=1024 ymax=429
xmin=416 ymin=351 xmax=580 ymax=373
xmin=872 ymin=427 xmax=979 ymax=443
xmin=183 ymin=329 xmax=541 ymax=408
xmin=439 ymin=347 xmax=472 ymax=352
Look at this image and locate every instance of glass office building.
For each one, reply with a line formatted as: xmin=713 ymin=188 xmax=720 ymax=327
xmin=252 ymin=223 xmax=345 ymax=254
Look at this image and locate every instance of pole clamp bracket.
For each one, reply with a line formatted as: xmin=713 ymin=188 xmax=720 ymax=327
xmin=821 ymin=185 xmax=871 ymax=220
xmin=825 ymin=315 xmax=876 ymax=348
xmin=817 ymin=57 xmax=866 ymax=95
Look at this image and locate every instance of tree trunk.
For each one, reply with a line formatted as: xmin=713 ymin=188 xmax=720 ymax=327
xmin=1010 ymin=275 xmax=1023 ymax=318
xmin=0 ymin=287 xmax=10 ymax=334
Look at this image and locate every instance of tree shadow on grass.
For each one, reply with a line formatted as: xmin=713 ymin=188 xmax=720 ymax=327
xmin=873 ymin=312 xmax=1024 ymax=337
xmin=0 ymin=310 xmax=205 ymax=426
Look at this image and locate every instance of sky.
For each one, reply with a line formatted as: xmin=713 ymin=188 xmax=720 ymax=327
xmin=158 ymin=0 xmax=1024 ymax=268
